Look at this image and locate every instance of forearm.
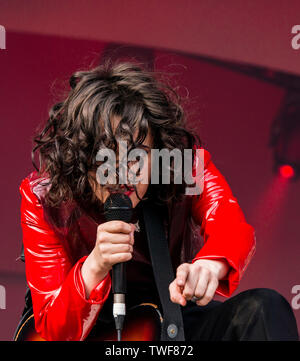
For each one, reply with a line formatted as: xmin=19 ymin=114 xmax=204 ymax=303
xmin=81 ymin=250 xmax=110 ymax=299
xmin=191 ymin=148 xmax=256 ymax=296
xmin=28 ymin=256 xmax=111 ymax=341
xmin=19 ymin=176 xmax=112 ymax=341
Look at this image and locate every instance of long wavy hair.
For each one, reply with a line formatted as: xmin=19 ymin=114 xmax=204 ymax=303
xmin=32 ymin=60 xmax=202 ymax=210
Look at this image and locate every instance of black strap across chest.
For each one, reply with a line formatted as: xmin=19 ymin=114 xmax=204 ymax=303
xmin=142 ymin=199 xmax=185 ymax=341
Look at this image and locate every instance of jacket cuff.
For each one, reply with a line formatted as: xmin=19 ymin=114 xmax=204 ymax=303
xmin=74 ymin=256 xmax=111 ymax=304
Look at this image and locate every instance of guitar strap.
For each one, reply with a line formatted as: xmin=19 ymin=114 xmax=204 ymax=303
xmin=142 ymin=199 xmax=185 ymax=341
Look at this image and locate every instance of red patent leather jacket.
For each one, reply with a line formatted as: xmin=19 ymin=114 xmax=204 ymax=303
xmin=19 ymin=148 xmax=256 ymax=341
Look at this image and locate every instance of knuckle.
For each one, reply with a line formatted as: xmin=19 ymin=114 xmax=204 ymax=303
xmin=170 ymin=293 xmax=177 ymax=303
xmin=98 ymin=243 xmax=105 ymax=252
xmin=199 ymin=266 xmax=209 ymax=274
xmin=177 ymin=267 xmax=188 ymax=278
xmin=199 ymin=267 xmax=210 ymax=277
xmin=177 ymin=263 xmax=187 ymax=272
xmin=191 ymin=262 xmax=201 ymax=271
xmin=183 ymin=290 xmax=192 ymax=298
xmin=102 ymin=254 xmax=110 ymax=265
xmin=212 ymin=277 xmax=219 ymax=287
xmin=124 ymin=251 xmax=132 ymax=258
xmin=108 ymin=221 xmax=117 ymax=231
xmin=109 ymin=221 xmax=121 ymax=231
xmin=183 ymin=262 xmax=190 ymax=269
xmin=169 ymin=281 xmax=175 ymax=291
xmin=176 ymin=271 xmax=185 ymax=279
xmin=121 ymin=221 xmax=130 ymax=233
xmin=97 ymin=231 xmax=106 ymax=242
xmin=194 ymin=290 xmax=204 ymax=298
xmin=97 ymin=222 xmax=105 ymax=231
xmin=115 ymin=221 xmax=123 ymax=230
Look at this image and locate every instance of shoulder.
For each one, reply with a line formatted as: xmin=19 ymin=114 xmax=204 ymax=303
xmin=192 ymin=146 xmax=212 ymax=173
xmin=19 ymin=170 xmax=51 ymax=205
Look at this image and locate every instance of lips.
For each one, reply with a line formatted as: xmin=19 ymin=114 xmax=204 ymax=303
xmin=124 ymin=190 xmax=134 ymax=197
xmin=123 ymin=185 xmax=135 ymax=197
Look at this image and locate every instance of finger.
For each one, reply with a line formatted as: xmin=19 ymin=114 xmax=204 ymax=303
xmin=98 ymin=231 xmax=132 ymax=245
xmin=182 ymin=270 xmax=199 ymax=301
xmin=98 ymin=221 xmax=132 ymax=234
xmin=176 ymin=263 xmax=190 ymax=287
xmin=193 ymin=268 xmax=210 ymax=300
xmin=169 ymin=280 xmax=187 ymax=306
xmin=196 ymin=277 xmax=219 ymax=306
xmin=108 ymin=252 xmax=133 ymax=265
xmin=99 ymin=242 xmax=133 ymax=255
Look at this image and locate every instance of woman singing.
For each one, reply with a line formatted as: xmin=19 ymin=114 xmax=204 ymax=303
xmin=18 ymin=60 xmax=298 ymax=341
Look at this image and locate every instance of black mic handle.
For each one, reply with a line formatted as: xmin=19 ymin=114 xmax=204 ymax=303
xmin=112 ymin=262 xmax=127 ymax=294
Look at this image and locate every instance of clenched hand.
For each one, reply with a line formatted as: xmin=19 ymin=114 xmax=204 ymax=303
xmin=169 ymin=259 xmax=229 ymax=306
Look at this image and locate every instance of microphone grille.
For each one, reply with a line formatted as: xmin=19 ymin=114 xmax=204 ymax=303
xmin=104 ymin=193 xmax=133 ymax=222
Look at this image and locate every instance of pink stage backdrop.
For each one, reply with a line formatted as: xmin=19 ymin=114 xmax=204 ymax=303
xmin=0 ymin=30 xmax=299 ymax=339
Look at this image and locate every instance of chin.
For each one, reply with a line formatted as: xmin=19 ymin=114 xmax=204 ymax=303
xmin=129 ymin=194 xmax=139 ymax=208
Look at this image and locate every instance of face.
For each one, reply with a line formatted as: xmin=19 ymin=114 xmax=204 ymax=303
xmin=88 ymin=116 xmax=153 ymax=208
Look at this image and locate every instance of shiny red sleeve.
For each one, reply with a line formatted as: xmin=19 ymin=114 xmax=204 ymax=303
xmin=19 ymin=177 xmax=111 ymax=341
xmin=191 ymin=148 xmax=256 ymax=297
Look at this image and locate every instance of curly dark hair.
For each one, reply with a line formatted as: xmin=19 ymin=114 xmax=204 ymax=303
xmin=31 ymin=60 xmax=202 ymax=210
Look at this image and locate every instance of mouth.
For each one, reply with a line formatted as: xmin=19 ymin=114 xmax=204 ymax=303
xmin=123 ymin=185 xmax=135 ymax=197
xmin=124 ymin=190 xmax=134 ymax=197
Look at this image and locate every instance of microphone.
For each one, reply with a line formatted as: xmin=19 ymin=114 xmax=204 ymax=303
xmin=103 ymin=192 xmax=133 ymax=341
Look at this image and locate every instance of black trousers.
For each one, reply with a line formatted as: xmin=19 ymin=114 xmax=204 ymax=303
xmin=181 ymin=288 xmax=299 ymax=341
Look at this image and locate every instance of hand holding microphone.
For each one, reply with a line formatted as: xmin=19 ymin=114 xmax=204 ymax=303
xmin=80 ymin=193 xmax=134 ymax=340
xmin=103 ymin=193 xmax=133 ymax=341
xmin=93 ymin=219 xmax=135 ymax=276
xmin=80 ymin=219 xmax=135 ymax=296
